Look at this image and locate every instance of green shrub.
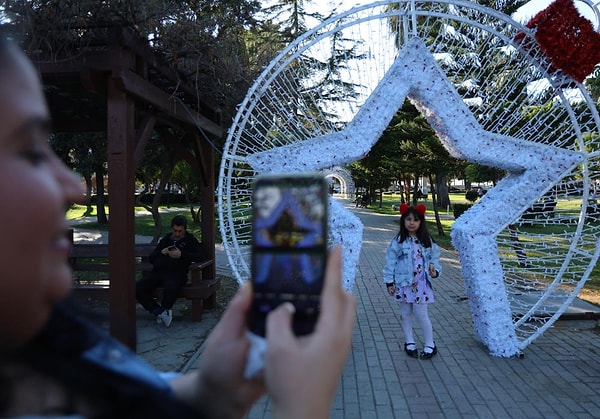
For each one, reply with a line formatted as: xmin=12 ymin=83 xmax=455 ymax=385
xmin=465 ymin=190 xmax=480 ymax=202
xmin=453 ymin=203 xmax=473 ymax=218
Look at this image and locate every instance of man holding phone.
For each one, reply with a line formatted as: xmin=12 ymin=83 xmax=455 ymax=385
xmin=136 ymin=215 xmax=203 ymax=326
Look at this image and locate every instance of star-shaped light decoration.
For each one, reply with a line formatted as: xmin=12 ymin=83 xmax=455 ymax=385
xmin=246 ymin=38 xmax=584 ymax=357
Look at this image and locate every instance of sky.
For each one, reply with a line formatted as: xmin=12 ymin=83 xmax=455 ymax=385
xmin=264 ymin=0 xmax=597 ymax=102
xmin=300 ymin=0 xmax=600 ymax=29
xmin=513 ymin=0 xmax=599 ymax=26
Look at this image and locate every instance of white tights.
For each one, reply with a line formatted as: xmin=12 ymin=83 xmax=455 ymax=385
xmin=400 ymin=303 xmax=434 ymax=349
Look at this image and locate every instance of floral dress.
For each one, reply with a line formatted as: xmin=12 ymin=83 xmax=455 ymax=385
xmin=393 ymin=237 xmax=435 ymax=304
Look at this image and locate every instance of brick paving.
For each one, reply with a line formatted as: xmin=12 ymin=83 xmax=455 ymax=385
xmin=170 ymin=198 xmax=600 ymax=418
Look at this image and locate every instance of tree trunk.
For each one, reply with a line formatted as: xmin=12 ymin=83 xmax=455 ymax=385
xmin=398 ymin=178 xmax=406 ymax=203
xmin=83 ymin=174 xmax=94 ymax=215
xmin=412 ymin=173 xmax=420 ymax=205
xmin=190 ymin=205 xmax=200 ymax=223
xmin=150 ymin=168 xmax=174 ymax=242
xmin=508 ymin=224 xmax=529 ymax=268
xmin=435 ymin=172 xmax=450 ymax=209
xmin=95 ymin=170 xmax=108 ymax=224
xmin=429 ymin=174 xmax=445 ymax=236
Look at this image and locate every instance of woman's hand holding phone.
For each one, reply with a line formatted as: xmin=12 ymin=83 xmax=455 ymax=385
xmin=264 ymin=246 xmax=356 ymax=418
xmin=179 ymin=246 xmax=355 ymax=419
xmin=191 ymin=172 xmax=354 ymax=418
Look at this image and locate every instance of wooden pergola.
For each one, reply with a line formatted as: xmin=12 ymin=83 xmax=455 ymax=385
xmin=32 ymin=27 xmax=223 ymax=349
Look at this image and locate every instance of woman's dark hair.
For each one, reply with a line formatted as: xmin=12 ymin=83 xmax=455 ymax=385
xmin=397 ymin=205 xmax=433 ymax=248
xmin=0 ymin=38 xmax=12 ymax=65
xmin=0 ymin=38 xmax=23 ymax=76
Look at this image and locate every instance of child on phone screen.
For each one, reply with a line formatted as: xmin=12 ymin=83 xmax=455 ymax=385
xmin=383 ymin=204 xmax=441 ymax=359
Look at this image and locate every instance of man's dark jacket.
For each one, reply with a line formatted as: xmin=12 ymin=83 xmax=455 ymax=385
xmin=149 ymin=232 xmax=203 ymax=276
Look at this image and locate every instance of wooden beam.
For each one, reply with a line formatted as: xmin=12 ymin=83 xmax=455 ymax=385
xmin=191 ymin=131 xmax=211 ymax=185
xmin=199 ymin=133 xmax=216 ymax=279
xmin=112 ymin=68 xmax=222 ymax=138
xmin=107 ymin=53 xmax=137 ymax=350
xmin=81 ymin=68 xmax=108 ymax=95
xmin=35 ymin=51 xmax=114 ymax=75
xmin=115 ymin=27 xmax=212 ymax=109
xmin=51 ymin=117 xmax=105 ymax=133
xmin=134 ymin=112 xmax=157 ymax=169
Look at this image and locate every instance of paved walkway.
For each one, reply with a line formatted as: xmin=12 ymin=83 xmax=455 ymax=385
xmin=73 ymin=201 xmax=600 ymax=417
xmin=204 ymin=199 xmax=599 ymax=419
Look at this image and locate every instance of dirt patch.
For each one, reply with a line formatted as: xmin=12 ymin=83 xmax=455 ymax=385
xmin=578 ymin=289 xmax=600 ymax=307
xmin=214 ymin=275 xmax=240 ymax=315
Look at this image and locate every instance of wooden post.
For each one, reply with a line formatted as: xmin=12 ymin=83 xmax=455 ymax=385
xmin=106 ymin=44 xmax=137 ymax=349
xmin=199 ymin=133 xmax=216 ymax=281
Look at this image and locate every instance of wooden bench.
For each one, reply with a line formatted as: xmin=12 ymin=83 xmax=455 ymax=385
xmin=69 ymin=243 xmax=220 ymax=321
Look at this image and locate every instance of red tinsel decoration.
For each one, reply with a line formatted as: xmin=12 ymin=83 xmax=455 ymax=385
xmin=415 ymin=204 xmax=426 ymax=215
xmin=522 ymin=0 xmax=600 ymax=83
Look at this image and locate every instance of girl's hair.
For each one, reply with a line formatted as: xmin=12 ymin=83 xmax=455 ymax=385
xmin=396 ymin=205 xmax=433 ymax=247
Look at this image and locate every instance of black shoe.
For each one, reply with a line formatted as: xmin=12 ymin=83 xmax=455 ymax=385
xmin=420 ymin=345 xmax=438 ymax=360
xmin=404 ymin=343 xmax=418 ymax=358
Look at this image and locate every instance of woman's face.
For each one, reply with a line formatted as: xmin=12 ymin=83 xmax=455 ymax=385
xmin=0 ymin=48 xmax=84 ymax=350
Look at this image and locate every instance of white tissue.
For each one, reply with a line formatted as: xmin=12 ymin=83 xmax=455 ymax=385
xmin=244 ymin=331 xmax=267 ymax=379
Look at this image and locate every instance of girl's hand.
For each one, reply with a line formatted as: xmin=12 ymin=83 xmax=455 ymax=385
xmin=428 ymin=264 xmax=438 ymax=278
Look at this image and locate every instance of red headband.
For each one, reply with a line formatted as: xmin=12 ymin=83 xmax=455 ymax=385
xmin=400 ymin=203 xmax=426 ymax=216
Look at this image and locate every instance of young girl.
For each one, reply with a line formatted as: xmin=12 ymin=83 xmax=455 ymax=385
xmin=383 ymin=203 xmax=441 ymax=359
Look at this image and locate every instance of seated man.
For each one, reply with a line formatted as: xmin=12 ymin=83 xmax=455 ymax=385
xmin=136 ymin=215 xmax=202 ymax=326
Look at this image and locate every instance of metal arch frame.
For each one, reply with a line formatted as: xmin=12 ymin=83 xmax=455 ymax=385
xmin=577 ymin=0 xmax=600 ymax=30
xmin=322 ymin=166 xmax=356 ymax=198
xmin=218 ymin=0 xmax=527 ymax=282
xmin=217 ymin=0 xmax=600 ymax=354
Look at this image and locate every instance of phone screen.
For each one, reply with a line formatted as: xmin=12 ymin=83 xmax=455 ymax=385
xmin=249 ymin=173 xmax=328 ymax=337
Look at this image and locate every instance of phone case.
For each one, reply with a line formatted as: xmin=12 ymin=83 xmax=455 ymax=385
xmin=249 ymin=172 xmax=328 ymax=336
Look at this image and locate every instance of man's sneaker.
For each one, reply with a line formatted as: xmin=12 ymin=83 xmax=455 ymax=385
xmin=157 ymin=309 xmax=173 ymax=327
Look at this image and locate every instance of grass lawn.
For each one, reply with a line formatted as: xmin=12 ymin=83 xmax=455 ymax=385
xmin=67 ymin=204 xmax=201 ymax=238
xmin=69 ymin=197 xmax=600 ymax=295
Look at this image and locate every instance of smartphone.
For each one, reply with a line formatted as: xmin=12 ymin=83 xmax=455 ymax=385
xmin=168 ymin=246 xmax=177 ymax=251
xmin=249 ymin=172 xmax=329 ymax=337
